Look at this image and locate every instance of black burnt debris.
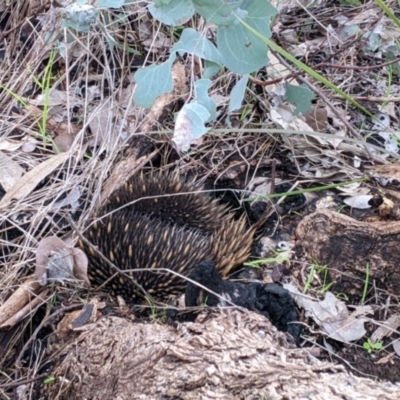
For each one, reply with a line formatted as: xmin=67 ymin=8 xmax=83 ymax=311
xmin=186 ymin=260 xmax=301 ymax=340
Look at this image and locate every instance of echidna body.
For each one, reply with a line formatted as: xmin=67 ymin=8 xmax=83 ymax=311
xmin=79 ymin=173 xmax=254 ymax=301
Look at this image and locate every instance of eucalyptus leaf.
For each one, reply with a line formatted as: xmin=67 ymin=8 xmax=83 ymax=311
xmin=133 ymin=54 xmax=176 ymax=108
xmin=217 ymin=0 xmax=277 ymax=74
xmin=173 ymin=103 xmax=211 ymax=151
xmin=149 ymin=0 xmax=195 ymax=26
xmin=172 ymin=28 xmax=222 ymax=65
xmin=229 ymin=74 xmax=249 ymax=113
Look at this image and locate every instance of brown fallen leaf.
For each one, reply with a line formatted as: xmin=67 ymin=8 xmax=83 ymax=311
xmin=303 ymin=104 xmax=328 ymax=132
xmin=35 ymin=236 xmax=90 ymax=286
xmin=54 ymin=133 xmax=75 ymax=152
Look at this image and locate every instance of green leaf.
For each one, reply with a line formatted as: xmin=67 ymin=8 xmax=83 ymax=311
xmin=339 ymin=0 xmax=362 ymax=6
xmin=44 ymin=376 xmax=56 ymax=384
xmin=228 ymin=74 xmax=249 ymax=112
xmin=62 ymin=4 xmax=98 ymax=32
xmin=172 ymin=28 xmax=222 ymax=65
xmin=193 ymin=0 xmax=245 ymax=26
xmin=203 ymin=61 xmax=222 ymax=79
xmin=364 ymin=32 xmax=381 ymax=52
xmin=98 ymin=0 xmax=125 ymax=7
xmin=373 ymin=342 xmax=383 ymax=350
xmin=194 ymin=79 xmax=216 ymax=122
xmin=285 ymin=83 xmax=314 ymax=115
xmin=154 ymin=0 xmax=173 ymax=6
xmin=217 ymin=0 xmax=277 ymax=74
xmin=149 ymin=0 xmax=195 ymax=26
xmin=133 ymin=54 xmax=176 ymax=108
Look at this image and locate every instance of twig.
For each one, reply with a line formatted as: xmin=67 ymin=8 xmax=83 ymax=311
xmin=0 ymin=374 xmax=47 ymax=389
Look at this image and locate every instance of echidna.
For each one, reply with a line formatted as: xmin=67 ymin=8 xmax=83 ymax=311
xmin=78 ymin=172 xmax=254 ymax=301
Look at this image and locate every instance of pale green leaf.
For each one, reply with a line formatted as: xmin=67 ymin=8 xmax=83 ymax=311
xmin=133 ymin=54 xmax=176 ymax=108
xmin=149 ymin=0 xmax=195 ymax=26
xmin=285 ymin=83 xmax=314 ymax=115
xmin=228 ymin=74 xmax=248 ymax=112
xmin=194 ymin=79 xmax=216 ymax=122
xmin=172 ymin=28 xmax=222 ymax=65
xmin=217 ymin=0 xmax=277 ymax=74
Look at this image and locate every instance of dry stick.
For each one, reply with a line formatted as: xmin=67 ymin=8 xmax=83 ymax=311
xmin=0 ymin=290 xmax=49 ymax=329
xmin=316 ymin=58 xmax=400 ymax=71
xmin=273 ymin=52 xmax=378 ymax=163
xmin=334 ymin=96 xmax=400 ymax=103
xmin=0 ymin=374 xmax=48 ymax=389
xmin=249 ymin=42 xmax=400 ymax=88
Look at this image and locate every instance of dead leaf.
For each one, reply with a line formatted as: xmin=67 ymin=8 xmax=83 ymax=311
xmin=142 ymin=31 xmax=169 ymax=49
xmin=21 ymin=138 xmax=38 ymax=153
xmin=53 ymin=186 xmax=82 ymax=211
xmin=392 ymin=340 xmax=400 ymax=356
xmin=302 ymin=105 xmax=328 ymax=132
xmin=87 ymin=98 xmax=114 ymax=146
xmin=343 ymin=195 xmax=373 ymax=209
xmin=29 ymin=89 xmax=83 ymax=107
xmin=0 ymin=150 xmax=25 ymax=191
xmin=0 ymin=152 xmax=69 ymax=208
xmin=55 ymin=303 xmax=98 ymax=337
xmin=264 ymin=52 xmax=290 ymax=96
xmin=337 ymin=182 xmax=369 ymax=196
xmin=0 ymin=139 xmax=24 ymax=151
xmin=380 ymin=102 xmax=397 ymax=122
xmin=54 ymin=133 xmax=75 ymax=152
xmin=284 ymin=284 xmax=372 ymax=342
xmin=379 ymin=197 xmax=394 ymax=217
xmin=367 ymin=163 xmax=400 ymax=185
xmin=35 ymin=236 xmax=90 ymax=286
xmin=375 ymin=352 xmax=396 ymax=365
